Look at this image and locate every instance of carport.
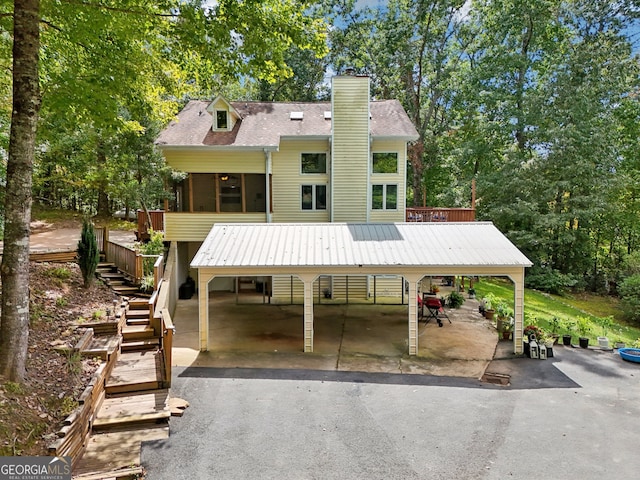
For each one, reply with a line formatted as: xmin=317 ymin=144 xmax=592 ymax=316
xmin=191 ymin=222 xmax=532 ymax=355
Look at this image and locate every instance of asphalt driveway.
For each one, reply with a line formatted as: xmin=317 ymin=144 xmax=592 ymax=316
xmin=141 ymin=346 xmax=640 ymax=479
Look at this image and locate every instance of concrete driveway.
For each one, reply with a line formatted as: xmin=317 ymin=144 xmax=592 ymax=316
xmin=142 ymin=346 xmax=640 ymax=479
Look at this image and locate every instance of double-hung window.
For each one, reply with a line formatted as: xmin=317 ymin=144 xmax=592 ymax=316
xmin=372 ymin=184 xmax=397 ymax=210
xmin=302 ymin=185 xmax=327 ymax=210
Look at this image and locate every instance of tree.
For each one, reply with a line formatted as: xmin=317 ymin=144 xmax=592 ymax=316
xmin=77 ymin=218 xmax=100 ymax=288
xmin=0 ymin=0 xmax=41 ymax=382
xmin=0 ymin=0 xmax=327 ymax=383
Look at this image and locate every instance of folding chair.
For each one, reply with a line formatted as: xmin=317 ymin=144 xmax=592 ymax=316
xmin=422 ymin=296 xmax=451 ymax=327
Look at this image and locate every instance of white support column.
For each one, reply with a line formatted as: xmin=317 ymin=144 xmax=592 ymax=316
xmin=300 ymin=274 xmax=315 ymax=352
xmin=405 ymin=274 xmax=421 ymax=355
xmin=198 ymin=271 xmax=210 ymax=352
xmin=511 ymin=269 xmax=525 ymax=355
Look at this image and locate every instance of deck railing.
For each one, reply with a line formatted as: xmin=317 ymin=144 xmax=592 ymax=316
xmin=147 ymin=253 xmax=174 ymax=388
xmin=406 ymin=207 xmax=475 ymax=223
xmin=136 ymin=210 xmax=165 ymax=241
xmin=106 ymin=241 xmax=143 ymax=284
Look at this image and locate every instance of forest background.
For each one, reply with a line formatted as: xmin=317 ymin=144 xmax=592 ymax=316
xmin=2 ymin=1 xmax=640 ymax=376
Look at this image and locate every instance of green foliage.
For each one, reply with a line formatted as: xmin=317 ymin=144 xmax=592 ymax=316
xmin=136 ymin=229 xmax=165 ymax=278
xmin=446 ymin=291 xmax=465 ymax=309
xmin=576 ymin=317 xmax=592 ymax=337
xmin=77 ymin=218 xmax=99 ymax=288
xmin=525 ymin=267 xmax=578 ymax=295
xmin=619 ymin=274 xmax=640 ymax=324
xmin=46 ymin=267 xmax=71 ymax=281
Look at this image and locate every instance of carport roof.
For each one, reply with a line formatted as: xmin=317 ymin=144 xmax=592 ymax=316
xmin=191 ymin=222 xmax=533 ymax=269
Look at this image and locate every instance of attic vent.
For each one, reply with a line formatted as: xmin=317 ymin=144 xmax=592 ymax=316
xmin=324 ymin=111 xmax=331 ymax=120
xmin=290 ymin=111 xmax=304 ymax=120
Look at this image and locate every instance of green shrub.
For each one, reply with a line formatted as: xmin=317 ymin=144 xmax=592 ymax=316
xmin=447 ymin=291 xmax=465 ymax=309
xmin=77 ymin=218 xmax=99 ymax=288
xmin=619 ymin=274 xmax=640 ymax=324
xmin=525 ymin=267 xmax=577 ymax=294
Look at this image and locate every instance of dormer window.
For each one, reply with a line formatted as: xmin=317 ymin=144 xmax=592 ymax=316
xmin=215 ymin=110 xmax=229 ymax=130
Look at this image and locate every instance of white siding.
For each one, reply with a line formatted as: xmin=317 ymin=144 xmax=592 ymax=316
xmin=271 ymin=139 xmax=330 ymax=223
xmin=331 ymin=76 xmax=370 ymax=222
xmin=165 ymin=212 xmax=266 ymax=242
xmin=163 ymin=150 xmax=265 ymax=173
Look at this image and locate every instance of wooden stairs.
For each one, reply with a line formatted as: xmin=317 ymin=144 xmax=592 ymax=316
xmin=96 ymin=262 xmax=141 ymax=296
xmin=73 ymin=297 xmax=171 ymax=480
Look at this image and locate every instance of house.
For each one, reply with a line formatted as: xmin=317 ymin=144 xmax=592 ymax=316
xmin=155 ymin=75 xmax=531 ymax=354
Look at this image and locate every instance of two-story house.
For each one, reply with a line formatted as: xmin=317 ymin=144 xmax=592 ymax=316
xmin=155 ymin=75 xmax=531 ymax=355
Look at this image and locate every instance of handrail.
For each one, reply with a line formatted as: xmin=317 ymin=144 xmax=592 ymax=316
xmin=105 ymin=241 xmax=143 ymax=284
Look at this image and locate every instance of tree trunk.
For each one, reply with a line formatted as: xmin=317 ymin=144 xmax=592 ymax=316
xmin=96 ymin=141 xmax=110 ymax=217
xmin=0 ymin=0 xmax=41 ymax=382
xmin=408 ymin=141 xmax=425 ymax=207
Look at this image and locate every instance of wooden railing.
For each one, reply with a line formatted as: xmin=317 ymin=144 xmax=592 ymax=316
xmin=106 ymin=241 xmax=143 ymax=284
xmin=147 ymin=253 xmax=174 ymax=388
xmin=136 ymin=210 xmax=165 ymax=241
xmin=406 ymin=207 xmax=475 ymax=223
xmin=95 ymin=227 xmax=108 ymax=253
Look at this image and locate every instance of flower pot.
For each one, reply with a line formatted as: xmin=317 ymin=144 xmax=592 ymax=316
xmin=502 ymin=331 xmax=511 ymax=340
xmin=615 ymin=342 xmax=626 ymax=349
xmin=597 ymin=337 xmax=609 ymax=349
xmin=484 ymin=309 xmax=495 ymax=321
xmin=579 ymin=337 xmax=589 ymax=348
xmin=562 ymin=334 xmax=572 ymax=346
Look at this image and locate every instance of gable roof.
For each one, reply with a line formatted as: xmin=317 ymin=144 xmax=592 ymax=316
xmin=156 ymin=99 xmax=419 ymax=149
xmin=191 ymin=222 xmax=533 ymax=271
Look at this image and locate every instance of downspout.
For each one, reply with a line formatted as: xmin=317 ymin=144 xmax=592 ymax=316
xmin=264 ymin=149 xmax=272 ymax=223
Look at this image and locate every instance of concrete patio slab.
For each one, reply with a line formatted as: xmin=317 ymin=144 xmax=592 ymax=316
xmin=170 ymin=291 xmax=505 ymax=379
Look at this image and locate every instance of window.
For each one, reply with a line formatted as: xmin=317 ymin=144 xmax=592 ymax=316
xmin=215 ymin=110 xmax=228 ymax=130
xmin=372 ymin=152 xmax=398 ymax=174
xmin=372 ymin=184 xmax=397 ymax=210
xmin=301 ymin=153 xmax=327 ymax=174
xmin=302 ymin=185 xmax=327 ymax=210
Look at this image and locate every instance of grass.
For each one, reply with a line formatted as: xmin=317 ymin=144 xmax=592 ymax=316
xmin=472 ymin=277 xmax=640 ymax=346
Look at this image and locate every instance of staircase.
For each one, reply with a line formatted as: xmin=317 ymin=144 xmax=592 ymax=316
xmin=74 ymin=297 xmax=170 ymax=479
xmin=96 ymin=262 xmax=141 ymax=296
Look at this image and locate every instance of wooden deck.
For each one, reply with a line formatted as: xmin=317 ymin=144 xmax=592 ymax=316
xmin=73 ymin=425 xmax=169 ymax=478
xmin=106 ymin=351 xmax=164 ymax=395
xmin=93 ymin=389 xmax=170 ymax=431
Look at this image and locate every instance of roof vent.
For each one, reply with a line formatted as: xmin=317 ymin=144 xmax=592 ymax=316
xmin=290 ymin=111 xmax=303 ymax=120
xmin=324 ymin=111 xmax=331 ymax=120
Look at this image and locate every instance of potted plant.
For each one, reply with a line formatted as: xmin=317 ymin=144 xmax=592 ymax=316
xmin=548 ymin=317 xmax=561 ymax=344
xmin=495 ymin=302 xmax=513 ymax=333
xmin=430 ymin=284 xmax=440 ymax=294
xmin=561 ymin=319 xmax=575 ymax=346
xmin=501 ymin=319 xmax=513 ymax=340
xmin=576 ymin=316 xmax=591 ymax=348
xmin=447 ymin=291 xmax=465 ymax=309
xmin=482 ymin=294 xmax=496 ymax=320
xmin=323 ymin=288 xmax=332 ymax=299
xmin=596 ymin=315 xmax=613 ymax=349
xmin=467 ymin=287 xmax=476 ymax=299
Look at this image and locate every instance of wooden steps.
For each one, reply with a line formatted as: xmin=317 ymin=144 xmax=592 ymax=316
xmin=72 ymin=295 xmax=172 ymax=478
xmin=105 ymin=351 xmax=164 ymax=395
xmin=121 ymin=338 xmax=160 ymax=352
xmin=73 ymin=425 xmax=169 ymax=478
xmin=81 ymin=335 xmax=121 ymax=361
xmin=93 ymin=389 xmax=170 ymax=432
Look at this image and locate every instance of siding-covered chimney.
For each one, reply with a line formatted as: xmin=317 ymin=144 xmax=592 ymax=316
xmin=331 ymin=75 xmax=370 ymax=222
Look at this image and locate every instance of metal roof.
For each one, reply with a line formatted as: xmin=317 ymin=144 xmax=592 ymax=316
xmin=191 ymin=222 xmax=532 ymax=270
